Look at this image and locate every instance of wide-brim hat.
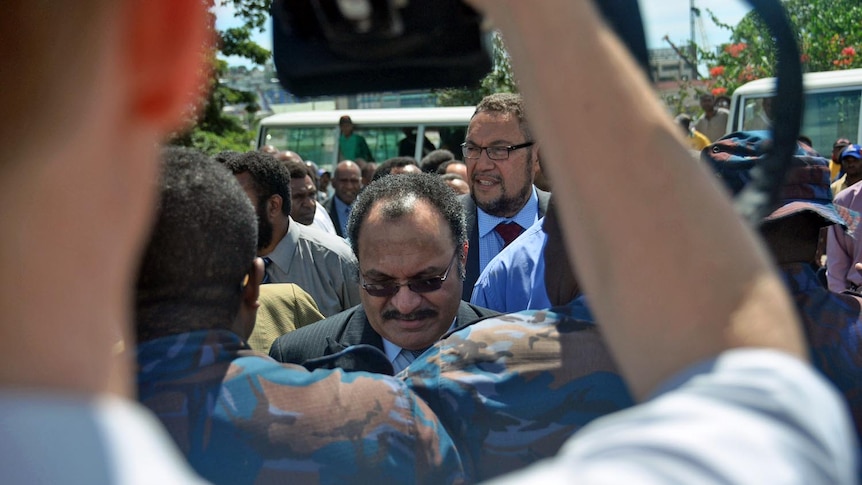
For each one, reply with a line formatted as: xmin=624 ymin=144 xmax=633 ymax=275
xmin=703 ymin=130 xmax=860 ymax=235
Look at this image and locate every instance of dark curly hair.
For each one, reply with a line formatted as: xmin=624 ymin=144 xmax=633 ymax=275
xmin=218 ymin=150 xmax=292 ymax=216
xmin=347 ymin=173 xmax=467 ymax=277
xmin=474 ymin=92 xmax=532 ymax=141
xmin=420 ymin=149 xmax=455 ymax=173
xmin=372 ymin=156 xmax=419 ymax=182
xmin=135 ymin=147 xmax=258 ymax=342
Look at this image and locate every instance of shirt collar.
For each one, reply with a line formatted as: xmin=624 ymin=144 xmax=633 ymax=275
xmin=262 ymin=217 xmax=299 ymax=273
xmin=381 ymin=317 xmax=458 ymax=363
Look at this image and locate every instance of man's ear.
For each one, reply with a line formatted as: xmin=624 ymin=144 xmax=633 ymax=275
xmin=235 ymin=257 xmax=264 ymax=341
xmin=124 ymin=0 xmax=212 ymax=132
xmin=267 ymin=195 xmax=284 ymax=219
xmin=243 ymin=257 xmax=265 ymax=308
xmin=457 ymin=242 xmax=469 ymax=280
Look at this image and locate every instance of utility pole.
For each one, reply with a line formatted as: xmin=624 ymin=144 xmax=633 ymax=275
xmin=690 ymin=0 xmax=699 ymax=80
xmin=663 ymin=35 xmax=702 ymax=80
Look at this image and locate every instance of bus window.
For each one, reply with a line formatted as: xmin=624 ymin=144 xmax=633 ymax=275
xmin=349 ymin=127 xmax=405 ymax=162
xmin=801 ymin=90 xmax=862 ymax=155
xmin=741 ymin=97 xmax=774 ymax=131
xmin=437 ymin=126 xmax=467 ymax=153
xmin=397 ymin=128 xmax=436 ymax=158
xmin=260 ymin=126 xmax=336 ymax=166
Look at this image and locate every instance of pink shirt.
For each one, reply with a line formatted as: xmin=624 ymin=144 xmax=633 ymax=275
xmin=827 ymin=180 xmax=862 ymax=292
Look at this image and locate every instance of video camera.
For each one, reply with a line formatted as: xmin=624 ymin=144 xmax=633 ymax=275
xmin=271 ymin=0 xmax=492 ymax=96
xmin=270 ymin=0 xmax=651 ymax=97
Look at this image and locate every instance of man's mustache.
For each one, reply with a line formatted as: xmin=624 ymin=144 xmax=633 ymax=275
xmin=382 ymin=309 xmax=438 ymax=321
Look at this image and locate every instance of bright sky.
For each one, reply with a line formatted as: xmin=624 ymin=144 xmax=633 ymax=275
xmin=215 ymin=0 xmax=752 ymax=67
xmin=640 ymin=0 xmax=751 ymax=50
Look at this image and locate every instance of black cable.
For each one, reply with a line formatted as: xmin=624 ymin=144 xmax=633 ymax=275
xmin=732 ymin=0 xmax=804 ymax=225
xmin=594 ymin=0 xmax=802 ymax=226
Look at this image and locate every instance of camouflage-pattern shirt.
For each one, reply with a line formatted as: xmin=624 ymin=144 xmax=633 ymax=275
xmin=137 ymin=330 xmax=466 ymax=485
xmin=779 ymin=262 xmax=862 ymax=443
xmin=401 ymin=303 xmax=634 ymax=481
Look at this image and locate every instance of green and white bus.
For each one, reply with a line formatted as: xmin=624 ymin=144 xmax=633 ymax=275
xmin=256 ymin=106 xmax=475 ymax=168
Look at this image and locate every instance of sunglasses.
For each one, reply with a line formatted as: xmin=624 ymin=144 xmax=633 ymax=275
xmin=360 ymin=252 xmax=458 ymax=297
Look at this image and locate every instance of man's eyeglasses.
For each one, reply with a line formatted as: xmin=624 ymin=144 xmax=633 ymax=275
xmin=360 ymin=252 xmax=459 ymax=297
xmin=460 ymin=141 xmax=534 ymax=161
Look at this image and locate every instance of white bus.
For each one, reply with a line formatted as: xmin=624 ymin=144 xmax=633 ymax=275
xmin=256 ymin=106 xmax=475 ymax=169
xmin=728 ymin=68 xmax=862 ymax=155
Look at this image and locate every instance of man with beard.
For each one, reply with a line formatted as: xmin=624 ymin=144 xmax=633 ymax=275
xmin=459 ymin=93 xmax=551 ymax=300
xmin=219 ymin=151 xmax=361 ymax=317
xmin=269 ymin=173 xmax=498 ymax=374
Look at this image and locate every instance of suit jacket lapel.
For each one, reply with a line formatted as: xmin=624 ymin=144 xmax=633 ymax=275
xmin=537 ymin=188 xmax=551 ymax=218
xmin=323 ymin=197 xmax=343 ymax=237
xmin=339 ymin=307 xmax=384 ymax=350
xmin=454 ymin=301 xmax=480 ymax=331
xmin=461 ymin=195 xmax=480 ymax=301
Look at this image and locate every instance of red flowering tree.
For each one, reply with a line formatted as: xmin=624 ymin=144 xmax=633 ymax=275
xmin=700 ymin=0 xmax=862 ymax=96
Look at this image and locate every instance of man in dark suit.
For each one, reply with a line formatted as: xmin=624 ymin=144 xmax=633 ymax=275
xmin=322 ymin=160 xmax=363 ymax=237
xmin=270 ymin=173 xmax=498 ymax=374
xmin=459 ymin=93 xmax=551 ymax=300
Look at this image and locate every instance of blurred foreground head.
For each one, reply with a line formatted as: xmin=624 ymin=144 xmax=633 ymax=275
xmin=0 ymin=0 xmax=211 ymax=393
xmin=136 ymin=147 xmax=259 ymax=343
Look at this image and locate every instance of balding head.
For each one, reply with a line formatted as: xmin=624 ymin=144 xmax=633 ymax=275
xmin=276 ymin=150 xmax=304 ymax=164
xmin=333 ymin=160 xmax=363 ymax=205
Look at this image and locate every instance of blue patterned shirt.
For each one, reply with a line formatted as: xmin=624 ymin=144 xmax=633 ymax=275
xmin=401 ymin=301 xmax=632 ymax=481
xmin=137 ymin=330 xmax=466 ymax=485
xmin=779 ymin=262 xmax=862 ymax=445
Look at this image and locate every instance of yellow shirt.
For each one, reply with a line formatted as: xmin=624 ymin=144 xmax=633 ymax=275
xmin=830 ymin=160 xmax=842 ymax=182
xmin=688 ymin=130 xmax=711 ymax=151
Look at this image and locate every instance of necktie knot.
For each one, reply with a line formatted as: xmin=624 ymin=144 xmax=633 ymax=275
xmin=261 ymin=257 xmax=273 ymax=284
xmin=494 ymin=222 xmax=524 ymax=248
xmin=396 ymin=347 xmax=428 ymax=368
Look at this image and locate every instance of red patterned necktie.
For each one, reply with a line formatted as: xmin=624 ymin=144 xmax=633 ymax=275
xmin=494 ymin=222 xmax=524 ymax=248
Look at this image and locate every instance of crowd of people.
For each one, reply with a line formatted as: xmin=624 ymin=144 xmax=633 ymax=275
xmin=3 ymin=0 xmax=861 ymax=484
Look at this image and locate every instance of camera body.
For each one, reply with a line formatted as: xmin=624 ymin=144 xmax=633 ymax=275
xmin=271 ymin=0 xmax=492 ymax=96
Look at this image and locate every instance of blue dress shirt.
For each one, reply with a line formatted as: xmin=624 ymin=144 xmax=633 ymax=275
xmin=476 ymin=187 xmax=540 ymax=274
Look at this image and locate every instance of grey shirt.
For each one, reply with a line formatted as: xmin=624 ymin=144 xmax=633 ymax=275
xmin=263 ymin=217 xmax=361 ymax=317
xmin=694 ymin=107 xmax=730 ymax=143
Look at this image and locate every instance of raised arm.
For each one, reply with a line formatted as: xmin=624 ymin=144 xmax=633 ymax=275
xmin=467 ymin=0 xmax=804 ymax=399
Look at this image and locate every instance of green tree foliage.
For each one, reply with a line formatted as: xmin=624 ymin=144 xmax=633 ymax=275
xmin=701 ymin=0 xmax=862 ymax=96
xmin=170 ymin=1 xmax=271 ymax=154
xmin=436 ymin=32 xmax=517 ymax=106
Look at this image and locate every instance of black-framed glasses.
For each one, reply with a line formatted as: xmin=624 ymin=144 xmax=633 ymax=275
xmin=360 ymin=252 xmax=459 ymax=297
xmin=460 ymin=141 xmax=534 ymax=161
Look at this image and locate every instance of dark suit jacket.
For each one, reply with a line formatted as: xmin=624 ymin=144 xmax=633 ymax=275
xmin=268 ymin=302 xmax=499 ymax=373
xmin=459 ymin=189 xmax=551 ymax=301
xmin=321 ymin=196 xmax=344 ymax=237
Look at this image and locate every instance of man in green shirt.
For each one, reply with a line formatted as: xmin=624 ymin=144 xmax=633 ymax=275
xmin=338 ymin=115 xmax=374 ymax=162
